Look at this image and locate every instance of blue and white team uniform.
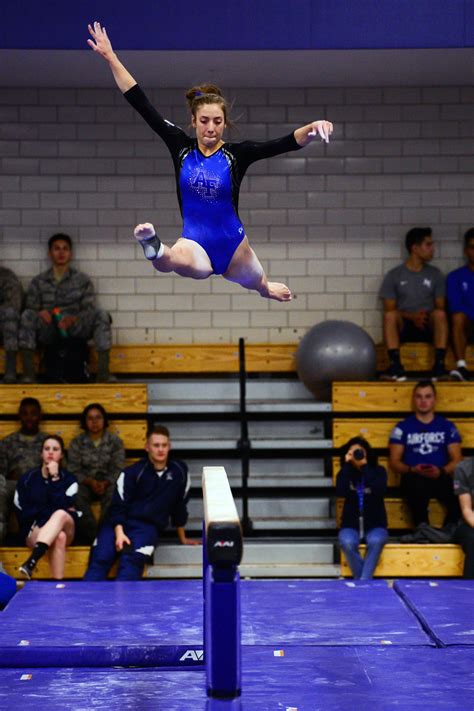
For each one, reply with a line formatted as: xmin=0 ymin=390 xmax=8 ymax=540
xmin=84 ymin=457 xmax=190 ymax=581
xmin=446 ymin=265 xmax=474 ymax=320
xmin=124 ymin=85 xmax=301 ymax=274
xmin=390 ymin=414 xmax=461 ymax=526
xmin=14 ymin=467 xmax=79 ymax=541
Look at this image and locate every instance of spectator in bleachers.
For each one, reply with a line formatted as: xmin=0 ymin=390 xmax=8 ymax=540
xmin=68 ymin=403 xmax=125 ymax=544
xmin=0 ymin=265 xmax=23 ymax=384
xmin=84 ymin=425 xmax=198 ymax=581
xmin=454 ymin=457 xmax=474 ymax=579
xmin=379 ymin=227 xmax=449 ymax=382
xmin=336 ymin=436 xmax=388 ymax=579
xmin=446 ymin=228 xmax=474 ymax=382
xmin=389 ymin=380 xmax=462 ymax=540
xmin=18 ymin=233 xmax=114 ymax=383
xmin=15 ymin=435 xmax=79 ymax=580
xmin=0 ymin=397 xmax=48 ymax=543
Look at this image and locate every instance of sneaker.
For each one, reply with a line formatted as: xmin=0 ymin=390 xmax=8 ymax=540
xmin=380 ymin=364 xmax=407 ymax=381
xmin=134 ymin=225 xmax=164 ymax=261
xmin=450 ymin=366 xmax=470 ymax=382
xmin=431 ymin=364 xmax=450 ymax=382
xmin=19 ymin=564 xmax=32 ymax=580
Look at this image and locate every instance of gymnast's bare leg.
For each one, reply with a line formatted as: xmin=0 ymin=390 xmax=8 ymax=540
xmin=223 ymin=236 xmax=292 ymax=302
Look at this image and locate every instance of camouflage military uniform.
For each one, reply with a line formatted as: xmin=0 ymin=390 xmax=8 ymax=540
xmin=19 ymin=267 xmax=111 ymax=352
xmin=67 ymin=430 xmax=125 ymax=544
xmin=0 ymin=430 xmax=48 ymax=543
xmin=0 ymin=266 xmax=23 ymax=352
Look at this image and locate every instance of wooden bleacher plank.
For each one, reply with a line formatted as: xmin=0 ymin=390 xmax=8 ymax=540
xmin=0 ymin=420 xmax=147 ymax=449
xmin=0 ymin=547 xmax=146 ymax=579
xmin=0 ymin=384 xmax=147 ymax=414
xmin=333 ymin=418 xmax=474 ymax=448
xmin=376 ymin=343 xmax=474 ymax=372
xmin=335 ymin=497 xmax=445 ymax=529
xmin=2 ymin=342 xmax=474 ymax=376
xmin=0 ymin=344 xmax=297 ymax=375
xmin=340 ymin=544 xmax=464 ymax=577
xmin=331 ymin=456 xmax=400 ymax=487
xmin=332 ymin=382 xmax=474 ymax=413
xmin=93 ymin=344 xmax=297 ymax=373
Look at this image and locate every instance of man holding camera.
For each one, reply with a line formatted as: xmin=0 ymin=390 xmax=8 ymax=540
xmin=389 ymin=380 xmax=462 ymax=535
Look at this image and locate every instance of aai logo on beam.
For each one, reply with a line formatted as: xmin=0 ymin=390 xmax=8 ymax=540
xmin=180 ymin=649 xmax=204 ymax=662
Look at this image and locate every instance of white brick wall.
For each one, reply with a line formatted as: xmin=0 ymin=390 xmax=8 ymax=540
xmin=1 ymin=84 xmax=473 ymax=345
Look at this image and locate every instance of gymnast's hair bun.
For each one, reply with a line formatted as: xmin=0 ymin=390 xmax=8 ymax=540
xmin=185 ymin=84 xmax=223 ymax=109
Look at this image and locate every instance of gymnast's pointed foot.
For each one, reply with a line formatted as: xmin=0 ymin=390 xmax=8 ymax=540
xmin=263 ymin=282 xmax=292 ymax=302
xmin=134 ymin=222 xmax=164 ymax=261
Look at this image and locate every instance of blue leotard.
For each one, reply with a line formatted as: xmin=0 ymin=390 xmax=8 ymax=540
xmin=125 ymin=85 xmax=301 ymax=274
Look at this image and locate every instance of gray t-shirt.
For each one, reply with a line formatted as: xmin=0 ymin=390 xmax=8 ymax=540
xmin=454 ymin=458 xmax=474 ymax=501
xmin=379 ymin=263 xmax=445 ymax=312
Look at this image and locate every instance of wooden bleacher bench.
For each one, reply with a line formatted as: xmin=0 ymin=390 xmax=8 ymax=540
xmin=333 ymin=382 xmax=474 ymax=413
xmin=2 ymin=342 xmax=474 ymax=376
xmin=333 ymin=417 xmax=474 ymax=448
xmin=335 ymin=497 xmax=445 ymax=530
xmin=376 ymin=342 xmax=474 ymax=373
xmin=0 ymin=383 xmax=147 ymax=413
xmin=0 ymin=547 xmax=148 ymax=580
xmin=340 ymin=544 xmax=464 ymax=577
xmin=0 ymin=344 xmax=298 ymax=375
xmin=0 ymin=419 xmax=147 ymax=450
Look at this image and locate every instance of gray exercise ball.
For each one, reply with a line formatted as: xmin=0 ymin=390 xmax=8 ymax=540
xmin=296 ymin=320 xmax=376 ymax=399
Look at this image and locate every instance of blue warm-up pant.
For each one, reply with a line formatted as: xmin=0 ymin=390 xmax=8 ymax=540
xmin=84 ymin=519 xmax=159 ymax=581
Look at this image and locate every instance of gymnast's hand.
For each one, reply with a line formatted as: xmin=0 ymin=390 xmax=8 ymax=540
xmin=307 ymin=120 xmax=333 ymax=143
xmin=87 ymin=21 xmax=114 ymax=60
xmin=134 ymin=223 xmax=156 ymax=241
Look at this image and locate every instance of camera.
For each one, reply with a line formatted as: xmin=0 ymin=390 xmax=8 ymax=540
xmin=353 ymin=448 xmax=365 ymax=461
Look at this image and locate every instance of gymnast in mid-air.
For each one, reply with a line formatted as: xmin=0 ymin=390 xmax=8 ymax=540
xmin=88 ymin=22 xmax=333 ymax=302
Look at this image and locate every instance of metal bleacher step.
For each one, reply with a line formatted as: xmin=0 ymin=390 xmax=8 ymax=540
xmin=147 ymin=378 xmax=331 ymax=415
xmin=147 ymin=539 xmax=340 ymax=579
xmin=184 ymin=499 xmax=335 ymax=533
xmin=187 ymin=458 xmax=331 ymax=488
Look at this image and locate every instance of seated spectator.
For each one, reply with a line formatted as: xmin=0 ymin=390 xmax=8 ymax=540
xmin=15 ymin=435 xmax=79 ymax=580
xmin=336 ymin=437 xmax=388 ymax=579
xmin=68 ymin=403 xmax=125 ymax=544
xmin=18 ymin=233 xmax=114 ymax=383
xmin=0 ymin=397 xmax=48 ymax=543
xmin=389 ymin=380 xmax=462 ymax=539
xmin=379 ymin=227 xmax=448 ymax=381
xmin=84 ymin=425 xmax=198 ymax=581
xmin=447 ymin=228 xmax=474 ymax=382
xmin=0 ymin=265 xmax=23 ymax=383
xmin=454 ymin=456 xmax=474 ymax=579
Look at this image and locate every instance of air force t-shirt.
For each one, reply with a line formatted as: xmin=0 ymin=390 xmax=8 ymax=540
xmin=389 ymin=414 xmax=461 ymax=467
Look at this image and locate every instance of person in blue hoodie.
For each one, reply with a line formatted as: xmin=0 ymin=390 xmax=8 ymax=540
xmin=15 ymin=435 xmax=79 ymax=580
xmin=336 ymin=436 xmax=388 ymax=580
xmin=84 ymin=425 xmax=198 ymax=581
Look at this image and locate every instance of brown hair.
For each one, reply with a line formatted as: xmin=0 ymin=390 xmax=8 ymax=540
xmin=147 ymin=425 xmax=170 ymax=440
xmin=185 ymin=84 xmax=233 ymax=127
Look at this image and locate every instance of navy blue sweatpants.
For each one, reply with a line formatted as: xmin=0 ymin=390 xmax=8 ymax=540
xmin=84 ymin=519 xmax=158 ymax=581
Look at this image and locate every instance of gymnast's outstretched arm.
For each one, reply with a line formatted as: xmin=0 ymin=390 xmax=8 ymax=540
xmin=87 ymin=21 xmax=136 ymax=93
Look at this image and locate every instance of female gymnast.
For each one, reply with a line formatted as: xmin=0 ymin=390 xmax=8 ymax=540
xmin=88 ymin=21 xmax=333 ymax=302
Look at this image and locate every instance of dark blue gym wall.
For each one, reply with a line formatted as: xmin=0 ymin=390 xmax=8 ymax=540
xmin=1 ymin=1 xmax=473 ymax=50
